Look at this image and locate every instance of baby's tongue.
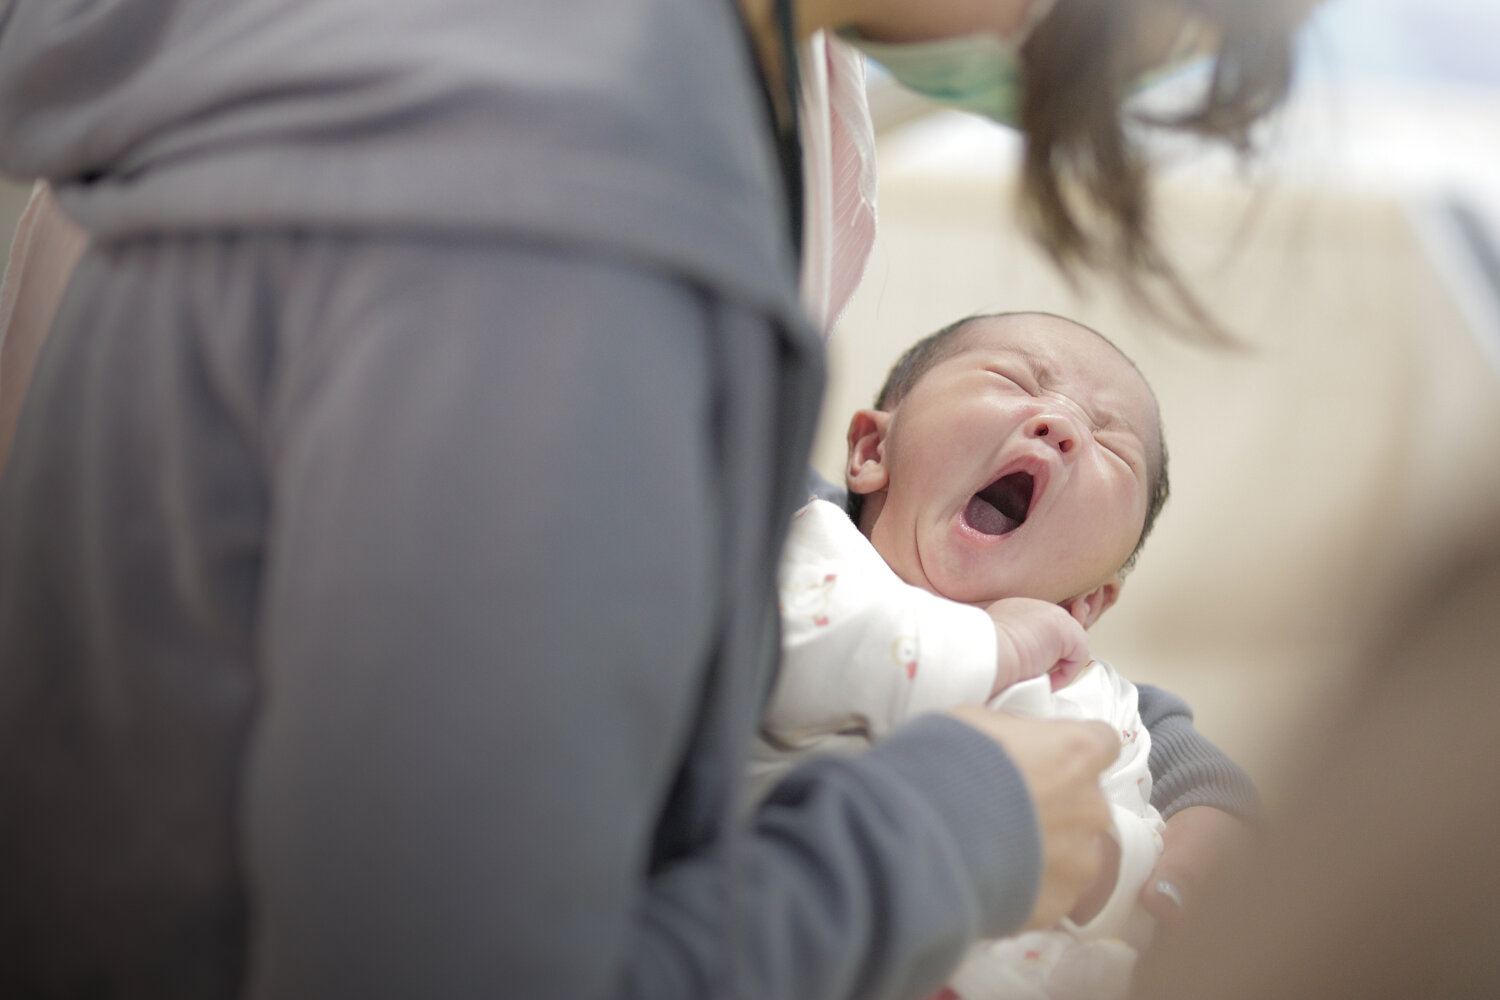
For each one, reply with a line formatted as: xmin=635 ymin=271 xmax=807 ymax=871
xmin=965 ymin=494 xmax=1018 ymax=536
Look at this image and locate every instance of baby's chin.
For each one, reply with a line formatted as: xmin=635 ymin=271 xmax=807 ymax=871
xmin=879 ymin=551 xmax=966 ymax=604
xmin=924 ymin=572 xmax=1017 ymax=609
xmin=876 ymin=535 xmax=1038 ymax=606
xmin=928 ymin=568 xmax=1077 ymax=610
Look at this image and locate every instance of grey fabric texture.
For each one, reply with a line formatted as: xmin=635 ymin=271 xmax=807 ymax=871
xmin=0 ymin=0 xmax=797 ymax=320
xmin=1136 ymin=684 xmax=1264 ymax=822
xmin=0 ymin=2 xmax=1047 ymax=993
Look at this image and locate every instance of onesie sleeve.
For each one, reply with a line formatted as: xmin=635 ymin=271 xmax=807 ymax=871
xmin=769 ymin=500 xmax=997 ymax=744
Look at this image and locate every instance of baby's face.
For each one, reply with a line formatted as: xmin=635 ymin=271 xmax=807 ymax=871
xmin=856 ymin=314 xmax=1161 ymax=607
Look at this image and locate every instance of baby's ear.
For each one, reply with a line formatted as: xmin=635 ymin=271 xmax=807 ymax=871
xmin=845 ymin=409 xmax=891 ymax=496
xmin=1061 ymin=576 xmax=1122 ymax=629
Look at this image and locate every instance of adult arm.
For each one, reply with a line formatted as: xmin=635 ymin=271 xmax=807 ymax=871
xmin=1135 ymin=684 xmax=1261 ymax=921
xmin=1136 ymin=684 xmax=1261 ymax=821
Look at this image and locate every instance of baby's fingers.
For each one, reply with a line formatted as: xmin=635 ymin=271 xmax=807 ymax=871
xmin=1047 ymin=615 xmax=1092 ymax=690
xmin=1047 ymin=656 xmax=1091 ymax=691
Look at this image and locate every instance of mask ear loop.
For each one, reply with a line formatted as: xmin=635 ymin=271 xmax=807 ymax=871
xmin=773 ymin=0 xmax=804 ymax=257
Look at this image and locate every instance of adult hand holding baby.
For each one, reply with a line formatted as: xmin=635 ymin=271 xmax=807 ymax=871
xmin=949 ymin=704 xmax=1120 ymax=929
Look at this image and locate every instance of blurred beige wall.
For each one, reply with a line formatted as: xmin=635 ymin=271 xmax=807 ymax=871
xmin=816 ymin=156 xmax=1500 ymax=804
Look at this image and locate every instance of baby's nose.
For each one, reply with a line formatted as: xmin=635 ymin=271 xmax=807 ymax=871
xmin=1025 ymin=411 xmax=1081 ymax=454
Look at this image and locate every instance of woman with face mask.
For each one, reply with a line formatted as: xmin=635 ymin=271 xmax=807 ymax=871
xmin=0 ymin=1 xmax=1312 ymax=998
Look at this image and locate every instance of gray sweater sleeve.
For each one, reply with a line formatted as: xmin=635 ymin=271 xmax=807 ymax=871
xmin=1137 ymin=684 xmax=1263 ymax=821
xmin=631 ymin=717 xmax=1042 ymax=1000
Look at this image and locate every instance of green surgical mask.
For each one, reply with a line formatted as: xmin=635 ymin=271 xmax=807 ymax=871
xmin=841 ymin=4 xmax=1215 ymax=130
xmin=838 ymin=30 xmax=1031 ymax=126
xmin=838 ymin=0 xmax=1058 ymax=127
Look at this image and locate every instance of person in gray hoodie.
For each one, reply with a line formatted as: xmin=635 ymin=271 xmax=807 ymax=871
xmin=0 ymin=0 xmax=1308 ymax=997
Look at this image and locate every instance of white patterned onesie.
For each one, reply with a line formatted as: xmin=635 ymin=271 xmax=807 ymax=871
xmin=753 ymin=499 xmax=1165 ymax=1000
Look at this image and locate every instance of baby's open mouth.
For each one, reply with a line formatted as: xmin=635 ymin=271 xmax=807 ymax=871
xmin=965 ymin=472 xmax=1034 ymax=536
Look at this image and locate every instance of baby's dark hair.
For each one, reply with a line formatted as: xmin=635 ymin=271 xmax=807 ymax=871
xmin=848 ymin=312 xmax=1170 ymax=574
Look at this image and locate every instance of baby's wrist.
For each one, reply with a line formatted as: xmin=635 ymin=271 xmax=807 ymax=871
xmin=988 ymin=664 xmax=1014 ymax=699
xmin=988 ymin=636 xmax=1035 ymax=696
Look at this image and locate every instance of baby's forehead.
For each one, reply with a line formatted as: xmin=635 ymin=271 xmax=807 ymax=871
xmin=953 ymin=314 xmax=1163 ymax=449
xmin=960 ymin=314 xmax=1147 ymax=386
xmin=956 ymin=313 xmax=1109 ymax=358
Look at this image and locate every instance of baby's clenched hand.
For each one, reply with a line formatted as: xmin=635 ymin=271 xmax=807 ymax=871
xmin=984 ymin=597 xmax=1090 ymax=697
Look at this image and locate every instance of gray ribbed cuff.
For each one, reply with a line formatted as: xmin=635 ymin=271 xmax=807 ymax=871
xmin=1145 ymin=707 xmax=1264 ymax=822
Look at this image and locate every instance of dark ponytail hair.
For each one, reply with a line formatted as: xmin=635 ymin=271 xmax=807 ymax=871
xmin=1016 ymin=0 xmax=1319 ymax=339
